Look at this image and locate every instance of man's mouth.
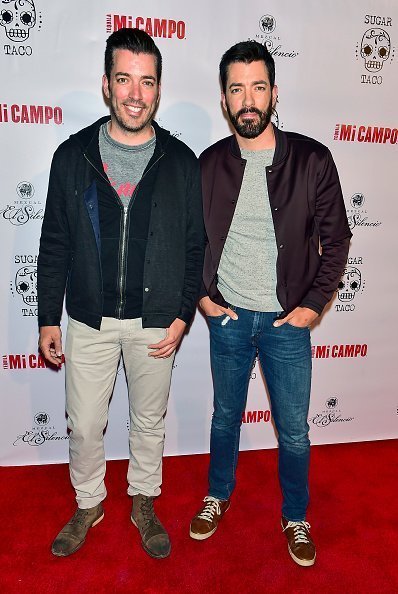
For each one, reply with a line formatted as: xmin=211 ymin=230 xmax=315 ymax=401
xmin=240 ymin=112 xmax=258 ymax=119
xmin=124 ymin=104 xmax=145 ymax=115
xmin=238 ymin=109 xmax=259 ymax=120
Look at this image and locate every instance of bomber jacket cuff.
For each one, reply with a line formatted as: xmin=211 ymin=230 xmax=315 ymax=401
xmin=298 ymin=299 xmax=324 ymax=316
xmin=198 ymin=281 xmax=208 ymax=301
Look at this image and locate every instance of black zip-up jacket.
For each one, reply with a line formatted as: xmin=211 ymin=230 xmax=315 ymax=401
xmin=38 ymin=117 xmax=205 ymax=330
xmin=200 ymin=125 xmax=351 ymax=315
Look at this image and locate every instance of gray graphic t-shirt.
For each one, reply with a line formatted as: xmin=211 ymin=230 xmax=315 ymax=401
xmin=99 ymin=122 xmax=156 ymax=207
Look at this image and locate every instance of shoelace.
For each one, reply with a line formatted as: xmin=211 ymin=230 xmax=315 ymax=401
xmin=283 ymin=520 xmax=311 ymax=544
xmin=71 ymin=508 xmax=92 ymax=527
xmin=197 ymin=496 xmax=221 ymax=521
xmin=139 ymin=497 xmax=155 ymax=528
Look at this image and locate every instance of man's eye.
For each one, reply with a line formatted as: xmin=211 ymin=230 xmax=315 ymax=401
xmin=143 ymin=80 xmax=154 ymax=87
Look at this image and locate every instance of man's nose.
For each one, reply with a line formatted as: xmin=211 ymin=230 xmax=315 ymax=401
xmin=129 ymin=81 xmax=143 ymax=101
xmin=242 ymin=88 xmax=254 ymax=108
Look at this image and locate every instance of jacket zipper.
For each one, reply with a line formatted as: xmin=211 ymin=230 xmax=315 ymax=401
xmin=83 ymin=150 xmax=165 ymax=319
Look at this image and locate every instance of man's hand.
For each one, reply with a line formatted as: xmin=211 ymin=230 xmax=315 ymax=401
xmin=199 ymin=296 xmax=238 ymax=320
xmin=39 ymin=326 xmax=64 ymax=366
xmin=148 ymin=318 xmax=187 ymax=359
xmin=273 ymin=307 xmax=318 ymax=329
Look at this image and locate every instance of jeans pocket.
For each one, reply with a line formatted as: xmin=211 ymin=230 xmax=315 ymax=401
xmin=285 ymin=321 xmax=309 ymax=332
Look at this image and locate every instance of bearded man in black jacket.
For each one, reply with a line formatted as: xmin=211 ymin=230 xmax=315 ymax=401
xmin=38 ymin=28 xmax=204 ymax=560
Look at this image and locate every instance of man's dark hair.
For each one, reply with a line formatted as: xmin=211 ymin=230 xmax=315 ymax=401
xmin=219 ymin=40 xmax=275 ymax=93
xmin=104 ymin=27 xmax=162 ymax=82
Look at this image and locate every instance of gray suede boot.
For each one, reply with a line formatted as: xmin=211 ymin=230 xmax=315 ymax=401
xmin=131 ymin=494 xmax=171 ymax=559
xmin=51 ymin=503 xmax=104 ymax=557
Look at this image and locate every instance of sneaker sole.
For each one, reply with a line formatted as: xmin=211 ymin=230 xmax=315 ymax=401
xmin=189 ymin=525 xmax=218 ymax=540
xmin=131 ymin=517 xmax=171 ymax=559
xmin=288 ymin=545 xmax=316 ymax=567
xmin=51 ymin=512 xmax=104 ymax=557
xmin=189 ymin=502 xmax=230 ymax=541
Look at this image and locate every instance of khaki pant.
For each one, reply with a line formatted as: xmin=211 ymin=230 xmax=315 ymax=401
xmin=65 ymin=317 xmax=174 ymax=509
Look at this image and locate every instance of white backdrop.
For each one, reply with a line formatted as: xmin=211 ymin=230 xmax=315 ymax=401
xmin=1 ymin=0 xmax=397 ymax=466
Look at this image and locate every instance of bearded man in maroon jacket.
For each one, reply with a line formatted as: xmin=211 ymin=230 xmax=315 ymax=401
xmin=189 ymin=40 xmax=351 ymax=567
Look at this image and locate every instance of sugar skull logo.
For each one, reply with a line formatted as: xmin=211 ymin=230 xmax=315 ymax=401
xmin=15 ymin=265 xmax=37 ymax=306
xmin=360 ymin=28 xmax=391 ymax=71
xmin=356 ymin=25 xmax=395 ymax=78
xmin=337 ymin=267 xmax=363 ymax=302
xmin=0 ymin=0 xmax=38 ymax=42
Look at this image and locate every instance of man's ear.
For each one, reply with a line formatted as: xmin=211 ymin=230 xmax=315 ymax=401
xmin=221 ymin=92 xmax=227 ymax=112
xmin=102 ymin=74 xmax=110 ymax=100
xmin=272 ymin=84 xmax=279 ymax=110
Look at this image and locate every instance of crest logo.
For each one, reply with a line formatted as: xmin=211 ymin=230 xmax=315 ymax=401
xmin=16 ymin=180 xmax=34 ymax=199
xmin=34 ymin=412 xmax=49 ymax=425
xmin=13 ymin=412 xmax=68 ymax=447
xmin=326 ymin=397 xmax=338 ymax=409
xmin=259 ymin=15 xmax=276 ymax=34
xmin=255 ymin=14 xmax=298 ymax=59
xmin=347 ymin=192 xmax=382 ymax=232
xmin=309 ymin=397 xmax=354 ymax=428
xmin=0 ymin=181 xmax=44 ymax=226
xmin=350 ymin=193 xmax=365 ymax=209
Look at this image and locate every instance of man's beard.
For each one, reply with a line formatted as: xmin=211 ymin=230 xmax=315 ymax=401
xmin=109 ymin=97 xmax=157 ymax=134
xmin=227 ymin=98 xmax=273 ymax=139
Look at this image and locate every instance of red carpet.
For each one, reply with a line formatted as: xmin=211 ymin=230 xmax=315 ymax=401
xmin=1 ymin=440 xmax=397 ymax=593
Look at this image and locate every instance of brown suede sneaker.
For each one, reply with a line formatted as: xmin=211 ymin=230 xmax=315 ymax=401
xmin=131 ymin=494 xmax=171 ymax=559
xmin=189 ymin=496 xmax=230 ymax=540
xmin=51 ymin=503 xmax=104 ymax=557
xmin=281 ymin=517 xmax=316 ymax=567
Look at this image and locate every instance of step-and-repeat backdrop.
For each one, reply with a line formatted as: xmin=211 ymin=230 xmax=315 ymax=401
xmin=1 ymin=0 xmax=397 ymax=466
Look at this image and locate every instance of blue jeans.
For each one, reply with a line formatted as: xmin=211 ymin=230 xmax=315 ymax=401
xmin=208 ymin=307 xmax=312 ymax=521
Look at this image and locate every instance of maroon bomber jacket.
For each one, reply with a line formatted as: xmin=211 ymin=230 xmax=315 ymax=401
xmin=199 ymin=124 xmax=352 ymax=316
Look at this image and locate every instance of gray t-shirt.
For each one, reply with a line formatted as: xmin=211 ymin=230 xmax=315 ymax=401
xmin=217 ymin=148 xmax=281 ymax=312
xmin=99 ymin=122 xmax=156 ymax=207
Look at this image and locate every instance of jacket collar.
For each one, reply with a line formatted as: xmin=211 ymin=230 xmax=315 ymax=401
xmin=70 ymin=116 xmax=171 ymax=159
xmin=228 ymin=123 xmax=289 ymax=165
